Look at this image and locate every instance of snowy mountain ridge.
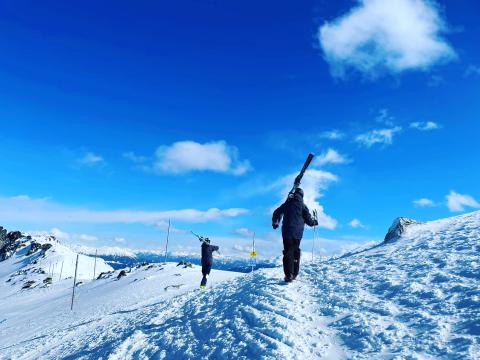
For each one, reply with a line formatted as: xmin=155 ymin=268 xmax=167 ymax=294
xmin=1 ymin=211 xmax=479 ymax=359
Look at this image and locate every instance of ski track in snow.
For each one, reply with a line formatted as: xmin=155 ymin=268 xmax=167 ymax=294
xmin=1 ymin=211 xmax=480 ymax=359
xmin=10 ymin=270 xmax=341 ymax=360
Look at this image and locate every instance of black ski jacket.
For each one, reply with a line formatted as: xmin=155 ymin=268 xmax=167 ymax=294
xmin=272 ymin=192 xmax=316 ymax=240
xmin=201 ymin=242 xmax=219 ymax=265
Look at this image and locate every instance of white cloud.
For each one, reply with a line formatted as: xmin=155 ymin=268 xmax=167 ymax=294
xmin=446 ymin=191 xmax=480 ymax=212
xmin=315 ymin=148 xmax=350 ymax=166
xmin=318 ymin=0 xmax=456 ymax=77
xmin=153 ymin=141 xmax=251 ymax=175
xmin=376 ymin=109 xmax=395 ymax=126
xmin=275 ymin=169 xmax=338 ymax=229
xmin=410 ymin=121 xmax=441 ymax=131
xmin=0 ymin=195 xmax=248 ymax=225
xmin=114 ymin=237 xmax=126 ymax=244
xmin=355 ymin=126 xmax=402 ymax=147
xmin=155 ymin=220 xmax=187 ymax=234
xmin=79 ymin=152 xmax=104 ymax=166
xmin=349 ymin=218 xmax=367 ymax=229
xmin=413 ymin=198 xmax=435 ymax=207
xmin=233 ymin=228 xmax=255 ymax=237
xmin=319 ymin=130 xmax=345 ymax=140
xmin=29 ymin=228 xmax=98 ymax=243
xmin=79 ymin=234 xmax=98 ymax=242
xmin=50 ymin=227 xmax=70 ymax=240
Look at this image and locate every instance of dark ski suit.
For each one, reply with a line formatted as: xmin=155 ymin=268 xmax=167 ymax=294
xmin=272 ymin=189 xmax=317 ymax=280
xmin=201 ymin=242 xmax=219 ymax=286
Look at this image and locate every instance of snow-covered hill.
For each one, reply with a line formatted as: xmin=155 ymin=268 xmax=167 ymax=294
xmin=0 ymin=231 xmax=112 ymax=298
xmin=1 ymin=211 xmax=479 ymax=359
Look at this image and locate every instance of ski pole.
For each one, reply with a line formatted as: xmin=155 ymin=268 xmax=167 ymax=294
xmin=71 ymin=254 xmax=79 ymax=311
xmin=312 ymin=209 xmax=318 ymax=261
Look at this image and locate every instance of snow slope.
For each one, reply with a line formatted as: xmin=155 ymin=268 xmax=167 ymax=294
xmin=1 ymin=211 xmax=479 ymax=359
xmin=0 ymin=235 xmax=112 ymax=298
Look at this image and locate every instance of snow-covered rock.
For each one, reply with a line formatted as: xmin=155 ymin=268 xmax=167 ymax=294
xmin=383 ymin=217 xmax=422 ymax=243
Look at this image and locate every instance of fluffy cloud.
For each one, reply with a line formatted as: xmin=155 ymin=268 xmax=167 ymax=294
xmin=446 ymin=191 xmax=480 ymax=212
xmin=79 ymin=152 xmax=104 ymax=166
xmin=315 ymin=148 xmax=350 ymax=166
xmin=153 ymin=141 xmax=251 ymax=175
xmin=319 ymin=130 xmax=345 ymax=140
xmin=30 ymin=228 xmax=98 ymax=242
xmin=79 ymin=234 xmax=98 ymax=242
xmin=413 ymin=198 xmax=435 ymax=207
xmin=349 ymin=218 xmax=367 ymax=229
xmin=318 ymin=0 xmax=456 ymax=77
xmin=355 ymin=127 xmax=402 ymax=147
xmin=275 ymin=169 xmax=338 ymax=229
xmin=0 ymin=195 xmax=248 ymax=225
xmin=410 ymin=121 xmax=440 ymax=131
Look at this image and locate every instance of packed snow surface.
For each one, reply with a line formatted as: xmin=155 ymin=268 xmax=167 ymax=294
xmin=1 ymin=211 xmax=479 ymax=359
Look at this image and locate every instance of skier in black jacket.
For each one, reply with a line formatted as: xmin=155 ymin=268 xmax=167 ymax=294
xmin=200 ymin=238 xmax=219 ymax=288
xmin=272 ymin=188 xmax=318 ymax=282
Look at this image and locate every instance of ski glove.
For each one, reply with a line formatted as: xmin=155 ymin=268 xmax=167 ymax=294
xmin=272 ymin=223 xmax=279 ymax=229
xmin=313 ymin=219 xmax=319 ymax=226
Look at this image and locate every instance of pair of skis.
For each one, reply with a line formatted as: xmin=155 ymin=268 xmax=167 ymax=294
xmin=288 ymin=153 xmax=315 ymax=199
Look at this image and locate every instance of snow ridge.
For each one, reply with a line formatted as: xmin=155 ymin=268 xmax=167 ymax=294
xmin=1 ymin=211 xmax=479 ymax=359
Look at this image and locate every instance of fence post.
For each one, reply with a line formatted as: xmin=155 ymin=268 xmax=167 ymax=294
xmin=71 ymin=254 xmax=79 ymax=311
xmin=164 ymin=219 xmax=171 ymax=264
xmin=93 ymin=249 xmax=98 ymax=280
xmin=59 ymin=260 xmax=64 ymax=282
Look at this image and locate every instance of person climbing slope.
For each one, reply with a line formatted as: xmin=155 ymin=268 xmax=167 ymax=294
xmin=272 ymin=187 xmax=318 ymax=283
xmin=192 ymin=232 xmax=220 ymax=288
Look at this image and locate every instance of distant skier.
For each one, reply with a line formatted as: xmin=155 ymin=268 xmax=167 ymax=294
xmin=192 ymin=232 xmax=219 ymax=288
xmin=272 ymin=188 xmax=318 ymax=283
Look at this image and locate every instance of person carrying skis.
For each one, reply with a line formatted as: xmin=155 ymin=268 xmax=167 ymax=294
xmin=272 ymin=187 xmax=318 ymax=282
xmin=200 ymin=237 xmax=219 ymax=288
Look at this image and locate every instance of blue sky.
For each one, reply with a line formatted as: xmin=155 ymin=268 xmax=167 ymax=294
xmin=0 ymin=0 xmax=479 ymax=257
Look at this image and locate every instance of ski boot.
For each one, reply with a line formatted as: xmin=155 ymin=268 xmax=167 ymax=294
xmin=200 ymin=275 xmax=207 ymax=288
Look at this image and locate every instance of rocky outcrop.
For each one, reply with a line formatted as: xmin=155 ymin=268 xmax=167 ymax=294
xmin=384 ymin=217 xmax=422 ymax=243
xmin=0 ymin=228 xmax=26 ymax=261
xmin=27 ymin=242 xmax=42 ymax=256
xmin=41 ymin=243 xmax=53 ymax=252
xmin=176 ymin=261 xmax=193 ymax=268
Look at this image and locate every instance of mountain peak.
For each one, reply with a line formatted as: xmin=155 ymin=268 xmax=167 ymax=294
xmin=383 ymin=217 xmax=422 ymax=243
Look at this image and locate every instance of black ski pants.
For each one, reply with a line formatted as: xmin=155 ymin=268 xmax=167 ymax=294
xmin=202 ymin=262 xmax=212 ymax=276
xmin=283 ymin=238 xmax=301 ymax=278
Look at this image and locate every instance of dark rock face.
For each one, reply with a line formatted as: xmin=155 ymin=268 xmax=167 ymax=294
xmin=117 ymin=270 xmax=127 ymax=279
xmin=7 ymin=231 xmax=22 ymax=242
xmin=41 ymin=243 xmax=53 ymax=252
xmin=22 ymin=280 xmax=36 ymax=289
xmin=43 ymin=277 xmax=53 ymax=285
xmin=27 ymin=242 xmax=43 ymax=256
xmin=97 ymin=271 xmax=113 ymax=280
xmin=176 ymin=261 xmax=193 ymax=268
xmin=384 ymin=217 xmax=421 ymax=243
xmin=0 ymin=227 xmax=7 ymax=246
xmin=0 ymin=228 xmax=25 ymax=261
